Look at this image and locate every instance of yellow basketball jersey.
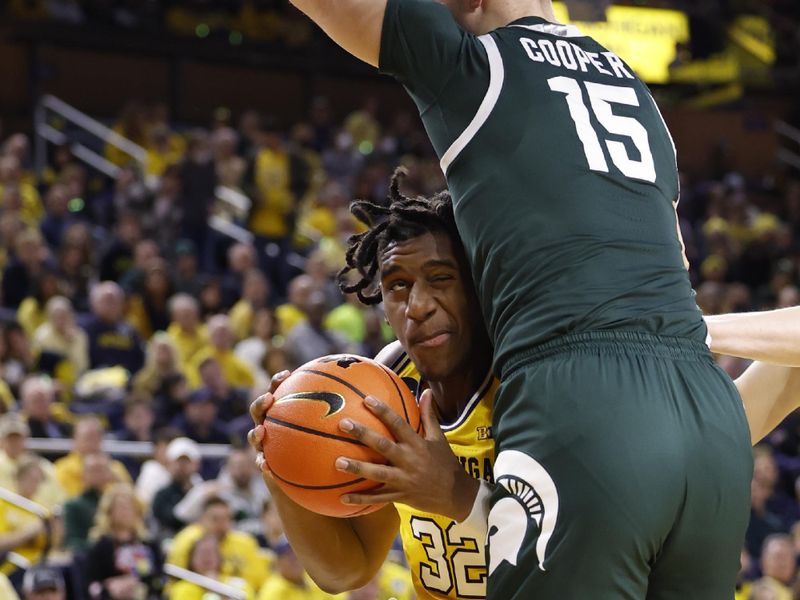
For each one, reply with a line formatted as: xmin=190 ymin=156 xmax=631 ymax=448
xmin=390 ymin=351 xmax=497 ymax=600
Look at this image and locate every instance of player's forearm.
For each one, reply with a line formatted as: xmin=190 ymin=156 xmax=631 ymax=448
xmin=735 ymin=361 xmax=800 ymax=444
xmin=264 ymin=477 xmax=396 ymax=592
xmin=288 ymin=0 xmax=385 ymax=67
xmin=705 ymin=307 xmax=800 ymax=366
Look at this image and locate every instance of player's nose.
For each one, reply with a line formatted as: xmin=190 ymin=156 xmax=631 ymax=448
xmin=405 ymin=285 xmax=436 ymax=321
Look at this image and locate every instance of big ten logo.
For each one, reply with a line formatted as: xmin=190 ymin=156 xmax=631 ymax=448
xmin=476 ymin=426 xmax=492 ymax=440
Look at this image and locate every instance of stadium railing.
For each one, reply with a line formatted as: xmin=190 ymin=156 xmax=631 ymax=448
xmin=24 ymin=437 xmax=232 ymax=460
xmin=33 ymin=93 xmax=255 ymax=244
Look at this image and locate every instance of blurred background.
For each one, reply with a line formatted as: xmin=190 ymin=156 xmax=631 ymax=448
xmin=0 ymin=1 xmax=798 ymax=599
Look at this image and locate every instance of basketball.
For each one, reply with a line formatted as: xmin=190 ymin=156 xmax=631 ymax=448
xmin=262 ymin=354 xmax=421 ymax=517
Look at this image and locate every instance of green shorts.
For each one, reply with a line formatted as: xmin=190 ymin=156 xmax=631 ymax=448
xmin=487 ymin=331 xmax=752 ymax=600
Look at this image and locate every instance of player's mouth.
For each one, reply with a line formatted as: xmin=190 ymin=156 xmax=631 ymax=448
xmin=413 ymin=330 xmax=452 ymax=348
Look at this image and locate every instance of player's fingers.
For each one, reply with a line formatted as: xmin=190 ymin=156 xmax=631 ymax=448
xmin=268 ymin=369 xmax=291 ymax=394
xmin=335 ymin=456 xmax=397 ymax=484
xmin=249 ymin=393 xmax=275 ymax=426
xmin=339 ymin=417 xmax=400 ymax=461
xmin=246 ymin=424 xmax=265 ymax=452
xmin=363 ymin=395 xmax=418 ymax=444
xmin=419 ymin=390 xmax=444 ymax=441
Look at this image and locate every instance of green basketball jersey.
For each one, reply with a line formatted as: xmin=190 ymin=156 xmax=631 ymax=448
xmin=379 ymin=0 xmax=707 ymax=377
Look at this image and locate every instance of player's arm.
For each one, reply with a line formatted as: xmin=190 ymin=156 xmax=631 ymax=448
xmin=734 ymin=361 xmax=800 ymax=444
xmin=247 ymin=375 xmax=399 ymax=593
xmin=289 ymin=0 xmax=385 ymax=67
xmin=705 ymin=306 xmax=800 ymax=366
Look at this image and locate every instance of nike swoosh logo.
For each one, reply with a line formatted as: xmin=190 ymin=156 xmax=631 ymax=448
xmin=274 ymin=392 xmax=346 ymax=417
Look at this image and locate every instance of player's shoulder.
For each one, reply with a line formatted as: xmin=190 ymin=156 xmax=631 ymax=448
xmin=374 ymin=341 xmax=407 ymax=371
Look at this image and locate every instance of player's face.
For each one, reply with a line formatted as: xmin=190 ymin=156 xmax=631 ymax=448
xmin=380 ymin=231 xmax=479 ymax=381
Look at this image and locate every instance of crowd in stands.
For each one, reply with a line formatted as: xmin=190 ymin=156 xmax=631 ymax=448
xmin=0 ymin=84 xmax=797 ymax=598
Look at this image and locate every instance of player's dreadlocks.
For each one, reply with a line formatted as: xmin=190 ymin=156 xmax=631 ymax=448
xmin=338 ymin=167 xmax=461 ymax=306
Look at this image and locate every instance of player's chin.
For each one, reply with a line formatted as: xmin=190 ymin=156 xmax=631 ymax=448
xmin=412 ymin=346 xmax=462 ymax=382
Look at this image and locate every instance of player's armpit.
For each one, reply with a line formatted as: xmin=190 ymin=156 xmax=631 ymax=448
xmin=735 ymin=362 xmax=800 ymax=445
xmin=288 ymin=0 xmax=387 ymax=67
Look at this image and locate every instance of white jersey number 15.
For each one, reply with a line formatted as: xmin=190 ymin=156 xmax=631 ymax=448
xmin=548 ymin=76 xmax=656 ymax=183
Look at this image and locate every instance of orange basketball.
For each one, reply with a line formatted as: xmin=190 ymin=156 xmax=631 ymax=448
xmin=263 ymin=354 xmax=421 ymax=517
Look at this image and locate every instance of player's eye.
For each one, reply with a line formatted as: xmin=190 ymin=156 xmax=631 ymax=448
xmin=429 ymin=274 xmax=454 ymax=284
xmin=387 ymin=280 xmax=409 ymax=292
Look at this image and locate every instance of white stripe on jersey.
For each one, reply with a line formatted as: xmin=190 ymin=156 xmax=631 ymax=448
xmin=511 ymin=23 xmax=584 ymax=38
xmin=440 ymin=34 xmax=504 ymax=174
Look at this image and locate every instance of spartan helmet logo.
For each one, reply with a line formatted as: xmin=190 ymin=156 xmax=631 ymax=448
xmin=488 ymin=450 xmax=559 ymax=575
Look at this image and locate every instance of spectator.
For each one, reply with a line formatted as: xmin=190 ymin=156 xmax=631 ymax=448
xmin=97 ymin=213 xmax=141 ymax=283
xmin=187 ymin=315 xmax=254 ymax=390
xmin=760 ymin=534 xmax=796 ymax=598
xmin=284 ymin=290 xmax=352 ymax=368
xmin=84 ymin=282 xmax=145 ymax=373
xmin=19 ymin=376 xmax=70 ymax=439
xmin=20 ymin=566 xmax=65 ymax=600
xmin=118 ymin=238 xmax=160 ymax=295
xmin=249 ymin=120 xmax=298 ymax=295
xmin=221 ymin=243 xmax=257 ymax=310
xmin=2 ymin=228 xmax=48 ymax=310
xmin=39 ymin=182 xmax=73 ymax=250
xmin=747 ymin=474 xmax=788 ymax=561
xmin=2 ymin=321 xmax=35 ymax=394
xmin=134 ymin=427 xmax=190 ymax=508
xmin=143 ymin=166 xmax=183 ymax=253
xmin=178 ymin=129 xmax=217 ymax=270
xmin=198 ymin=277 xmax=224 ymax=319
xmin=174 ymin=448 xmax=269 ymax=537
xmin=0 ymin=155 xmax=41 ymax=225
xmin=113 ymin=395 xmax=155 ymax=480
xmin=212 ymin=127 xmax=247 ymax=190
xmin=193 ymin=356 xmax=250 ymax=427
xmin=53 ymin=416 xmax=132 ymax=498
xmin=0 ymin=458 xmax=51 ymax=571
xmin=0 ymin=413 xmax=65 ymax=509
xmin=234 ymin=307 xmax=275 ymax=384
xmin=151 ymin=437 xmax=201 ymax=537
xmin=228 ymin=269 xmax=270 ymax=342
xmin=56 ymin=240 xmax=92 ymax=314
xmin=17 ymin=269 xmax=61 ymax=336
xmin=167 ymin=496 xmax=266 ymax=593
xmin=324 ymin=292 xmax=369 ymax=347
xmin=132 ymin=332 xmax=183 ymax=401
xmin=170 ymin=240 xmax=201 ymax=297
xmin=63 ymin=451 xmax=114 ymax=551
xmin=171 ymin=387 xmax=230 ymax=454
xmin=86 ymin=484 xmax=162 ymax=600
xmin=753 ymin=445 xmax=800 ymax=529
xmin=165 ymin=294 xmax=208 ymax=367
xmin=167 ymin=534 xmax=255 ymax=600
xmin=127 ymin=261 xmax=173 ymax=339
xmin=31 ymin=296 xmax=90 ymax=382
xmin=275 ymin=274 xmax=314 ymax=336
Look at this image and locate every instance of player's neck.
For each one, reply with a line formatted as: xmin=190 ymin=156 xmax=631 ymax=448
xmin=428 ymin=348 xmax=493 ymax=425
xmin=487 ymin=0 xmax=559 ymax=30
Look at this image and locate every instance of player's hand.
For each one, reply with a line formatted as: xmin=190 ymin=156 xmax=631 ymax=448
xmin=335 ymin=389 xmax=480 ymax=522
xmin=247 ymin=370 xmax=291 ymax=476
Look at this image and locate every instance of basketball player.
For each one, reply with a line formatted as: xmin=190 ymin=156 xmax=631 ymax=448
xmin=267 ymin=0 xmax=758 ymax=596
xmin=248 ymin=172 xmax=800 ymax=599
